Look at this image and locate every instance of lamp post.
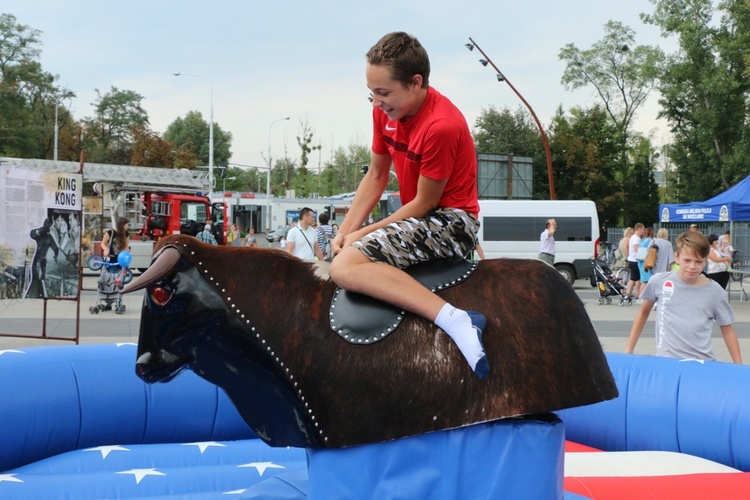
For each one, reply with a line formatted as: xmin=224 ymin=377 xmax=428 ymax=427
xmin=174 ymin=72 xmax=214 ymax=195
xmin=266 ymin=117 xmax=290 ymax=232
xmin=53 ymin=97 xmax=59 ymax=161
xmin=465 ymin=38 xmax=556 ymax=200
xmin=223 ymin=176 xmax=237 ymax=192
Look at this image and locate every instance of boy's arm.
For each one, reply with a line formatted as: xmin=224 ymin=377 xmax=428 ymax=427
xmin=335 ymin=153 xmax=391 ymax=246
xmin=625 ymin=300 xmax=654 ymax=354
xmin=720 ymin=324 xmax=743 ymax=364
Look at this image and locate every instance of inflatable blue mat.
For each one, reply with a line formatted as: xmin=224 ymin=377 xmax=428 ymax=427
xmin=0 ymin=343 xmax=567 ymax=498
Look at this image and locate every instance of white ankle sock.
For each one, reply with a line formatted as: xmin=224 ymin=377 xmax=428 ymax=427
xmin=435 ymin=304 xmax=486 ymax=369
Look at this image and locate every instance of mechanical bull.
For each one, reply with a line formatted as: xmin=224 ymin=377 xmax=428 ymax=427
xmin=123 ymin=235 xmax=617 ymax=449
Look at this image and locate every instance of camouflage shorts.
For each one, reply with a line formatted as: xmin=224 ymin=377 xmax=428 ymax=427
xmin=352 ymin=208 xmax=480 ymax=269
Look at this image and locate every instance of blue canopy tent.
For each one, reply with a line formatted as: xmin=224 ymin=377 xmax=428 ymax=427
xmin=659 ymin=175 xmax=750 ymax=224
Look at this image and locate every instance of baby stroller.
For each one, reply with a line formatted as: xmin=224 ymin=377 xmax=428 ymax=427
xmin=87 ymin=252 xmax=133 ymax=315
xmin=590 ymin=258 xmax=631 ymax=306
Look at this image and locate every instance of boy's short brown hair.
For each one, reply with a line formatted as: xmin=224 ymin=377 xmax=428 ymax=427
xmin=366 ymin=32 xmax=430 ymax=88
xmin=675 ymin=231 xmax=710 ymax=258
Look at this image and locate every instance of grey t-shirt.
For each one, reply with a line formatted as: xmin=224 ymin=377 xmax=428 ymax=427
xmin=652 ymin=238 xmax=674 ymax=274
xmin=641 ymin=271 xmax=734 ymax=360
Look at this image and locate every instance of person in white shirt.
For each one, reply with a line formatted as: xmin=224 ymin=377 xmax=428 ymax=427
xmin=286 ymin=207 xmax=324 ymax=260
xmin=624 ymin=223 xmax=644 ymax=301
xmin=537 ymin=219 xmax=556 ymax=266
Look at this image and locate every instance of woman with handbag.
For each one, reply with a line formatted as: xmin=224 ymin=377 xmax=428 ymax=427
xmin=636 ymin=227 xmax=655 ymax=303
xmin=706 ymin=233 xmax=732 ymax=289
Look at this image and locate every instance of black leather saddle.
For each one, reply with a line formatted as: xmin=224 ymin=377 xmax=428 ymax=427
xmin=329 ymin=259 xmax=478 ymax=344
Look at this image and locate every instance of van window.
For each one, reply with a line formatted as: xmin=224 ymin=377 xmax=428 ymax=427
xmin=483 ymin=216 xmax=592 ymax=242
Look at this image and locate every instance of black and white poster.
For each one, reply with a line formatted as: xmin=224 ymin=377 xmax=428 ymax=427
xmin=0 ymin=166 xmax=83 ymax=299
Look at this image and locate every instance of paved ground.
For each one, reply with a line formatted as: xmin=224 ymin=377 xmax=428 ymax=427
xmin=1 ymin=272 xmax=750 ymax=364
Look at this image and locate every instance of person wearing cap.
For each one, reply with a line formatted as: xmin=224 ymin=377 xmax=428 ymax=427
xmin=689 ymin=224 xmax=700 ymax=233
xmin=196 ymin=224 xmax=218 ymax=245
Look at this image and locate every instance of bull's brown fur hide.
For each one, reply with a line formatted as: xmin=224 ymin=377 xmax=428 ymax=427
xmin=132 ymin=235 xmax=617 ymax=448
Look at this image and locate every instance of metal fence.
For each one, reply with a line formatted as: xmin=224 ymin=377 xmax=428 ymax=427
xmin=606 ymin=222 xmax=750 ymax=269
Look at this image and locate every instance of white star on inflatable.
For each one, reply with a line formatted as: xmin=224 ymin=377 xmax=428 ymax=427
xmin=679 ymin=359 xmax=706 ymax=364
xmin=115 ymin=342 xmax=137 ymax=347
xmin=223 ymin=489 xmax=248 ymax=495
xmin=85 ymin=445 xmax=131 ymax=459
xmin=182 ymin=441 xmax=226 ymax=454
xmin=116 ymin=468 xmax=166 ymax=484
xmin=0 ymin=349 xmax=25 ymax=356
xmin=238 ymin=462 xmax=285 ymax=476
xmin=0 ymin=474 xmax=23 ymax=483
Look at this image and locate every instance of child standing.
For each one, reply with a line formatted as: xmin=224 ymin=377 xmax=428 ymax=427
xmin=625 ymin=231 xmax=742 ymax=364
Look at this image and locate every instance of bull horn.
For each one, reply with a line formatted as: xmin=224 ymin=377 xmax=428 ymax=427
xmin=121 ymin=246 xmax=181 ymax=294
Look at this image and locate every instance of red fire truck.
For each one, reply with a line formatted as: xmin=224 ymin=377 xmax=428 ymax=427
xmin=88 ymin=164 xmax=227 ymax=269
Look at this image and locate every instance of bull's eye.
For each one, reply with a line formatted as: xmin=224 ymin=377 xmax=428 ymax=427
xmin=151 ymin=286 xmax=172 ymax=306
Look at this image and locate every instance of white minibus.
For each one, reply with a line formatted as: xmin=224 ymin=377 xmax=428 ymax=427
xmin=477 ymin=200 xmax=600 ymax=284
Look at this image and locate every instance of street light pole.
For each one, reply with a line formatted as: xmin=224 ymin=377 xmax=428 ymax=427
xmin=223 ymin=176 xmax=237 ymax=192
xmin=53 ymin=98 xmax=59 ymax=161
xmin=466 ymin=38 xmax=556 ymax=200
xmin=174 ymin=72 xmax=214 ymax=196
xmin=266 ymin=117 xmax=290 ymax=232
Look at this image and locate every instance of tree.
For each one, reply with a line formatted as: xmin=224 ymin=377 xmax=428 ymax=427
xmin=642 ymin=0 xmax=750 ymax=201
xmin=548 ymin=105 xmax=622 ymax=228
xmin=472 ymin=105 xmax=548 ymax=198
xmin=130 ymin=124 xmax=196 ymax=168
xmin=217 ymin=166 xmax=251 ymax=192
xmin=322 ymin=144 xmax=375 ymax=194
xmin=559 ymin=20 xmax=664 ymax=136
xmin=163 ymin=110 xmax=232 ymax=167
xmin=0 ymin=13 xmax=41 ymax=74
xmin=0 ymin=14 xmax=75 ymax=159
xmin=294 ymin=119 xmax=322 ymax=197
xmin=623 ymin=137 xmax=661 ymax=225
xmin=559 ymin=20 xmax=663 ymax=223
xmin=82 ymin=87 xmax=149 ymax=164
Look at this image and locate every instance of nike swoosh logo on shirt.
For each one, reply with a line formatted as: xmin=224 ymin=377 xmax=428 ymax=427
xmin=385 ymin=125 xmax=397 ymax=131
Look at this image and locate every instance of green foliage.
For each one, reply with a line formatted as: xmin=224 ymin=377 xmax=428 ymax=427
xmin=472 ymin=105 xmax=549 ymax=198
xmin=644 ymin=0 xmax=750 ymax=201
xmin=296 ymin=119 xmax=322 ymax=170
xmin=623 ymin=137 xmax=661 ymax=226
xmin=559 ymin=20 xmax=664 ymax=134
xmin=0 ymin=13 xmax=41 ymax=73
xmin=0 ymin=14 xmax=74 ymax=159
xmin=558 ymin=19 xmax=663 ymax=226
xmin=82 ymin=87 xmax=149 ymax=164
xmin=164 ymin=110 xmax=232 ymax=167
xmin=549 ymin=106 xmax=623 ymax=227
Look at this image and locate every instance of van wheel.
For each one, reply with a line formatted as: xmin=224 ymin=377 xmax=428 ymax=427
xmin=556 ymin=264 xmax=575 ymax=285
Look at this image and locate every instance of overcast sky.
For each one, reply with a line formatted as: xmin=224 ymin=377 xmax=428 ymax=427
xmin=10 ymin=0 xmax=675 ymax=173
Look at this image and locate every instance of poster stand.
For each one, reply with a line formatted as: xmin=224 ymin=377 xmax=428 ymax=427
xmin=0 ymin=153 xmax=85 ymax=344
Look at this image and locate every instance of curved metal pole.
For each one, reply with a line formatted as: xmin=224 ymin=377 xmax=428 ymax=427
xmin=469 ymin=38 xmax=556 ymax=200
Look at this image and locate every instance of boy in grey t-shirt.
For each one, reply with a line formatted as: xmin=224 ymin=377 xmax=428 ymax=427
xmin=625 ymin=231 xmax=743 ymax=364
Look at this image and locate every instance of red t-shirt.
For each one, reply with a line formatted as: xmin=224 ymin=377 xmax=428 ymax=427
xmin=371 ymin=87 xmax=479 ymax=216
